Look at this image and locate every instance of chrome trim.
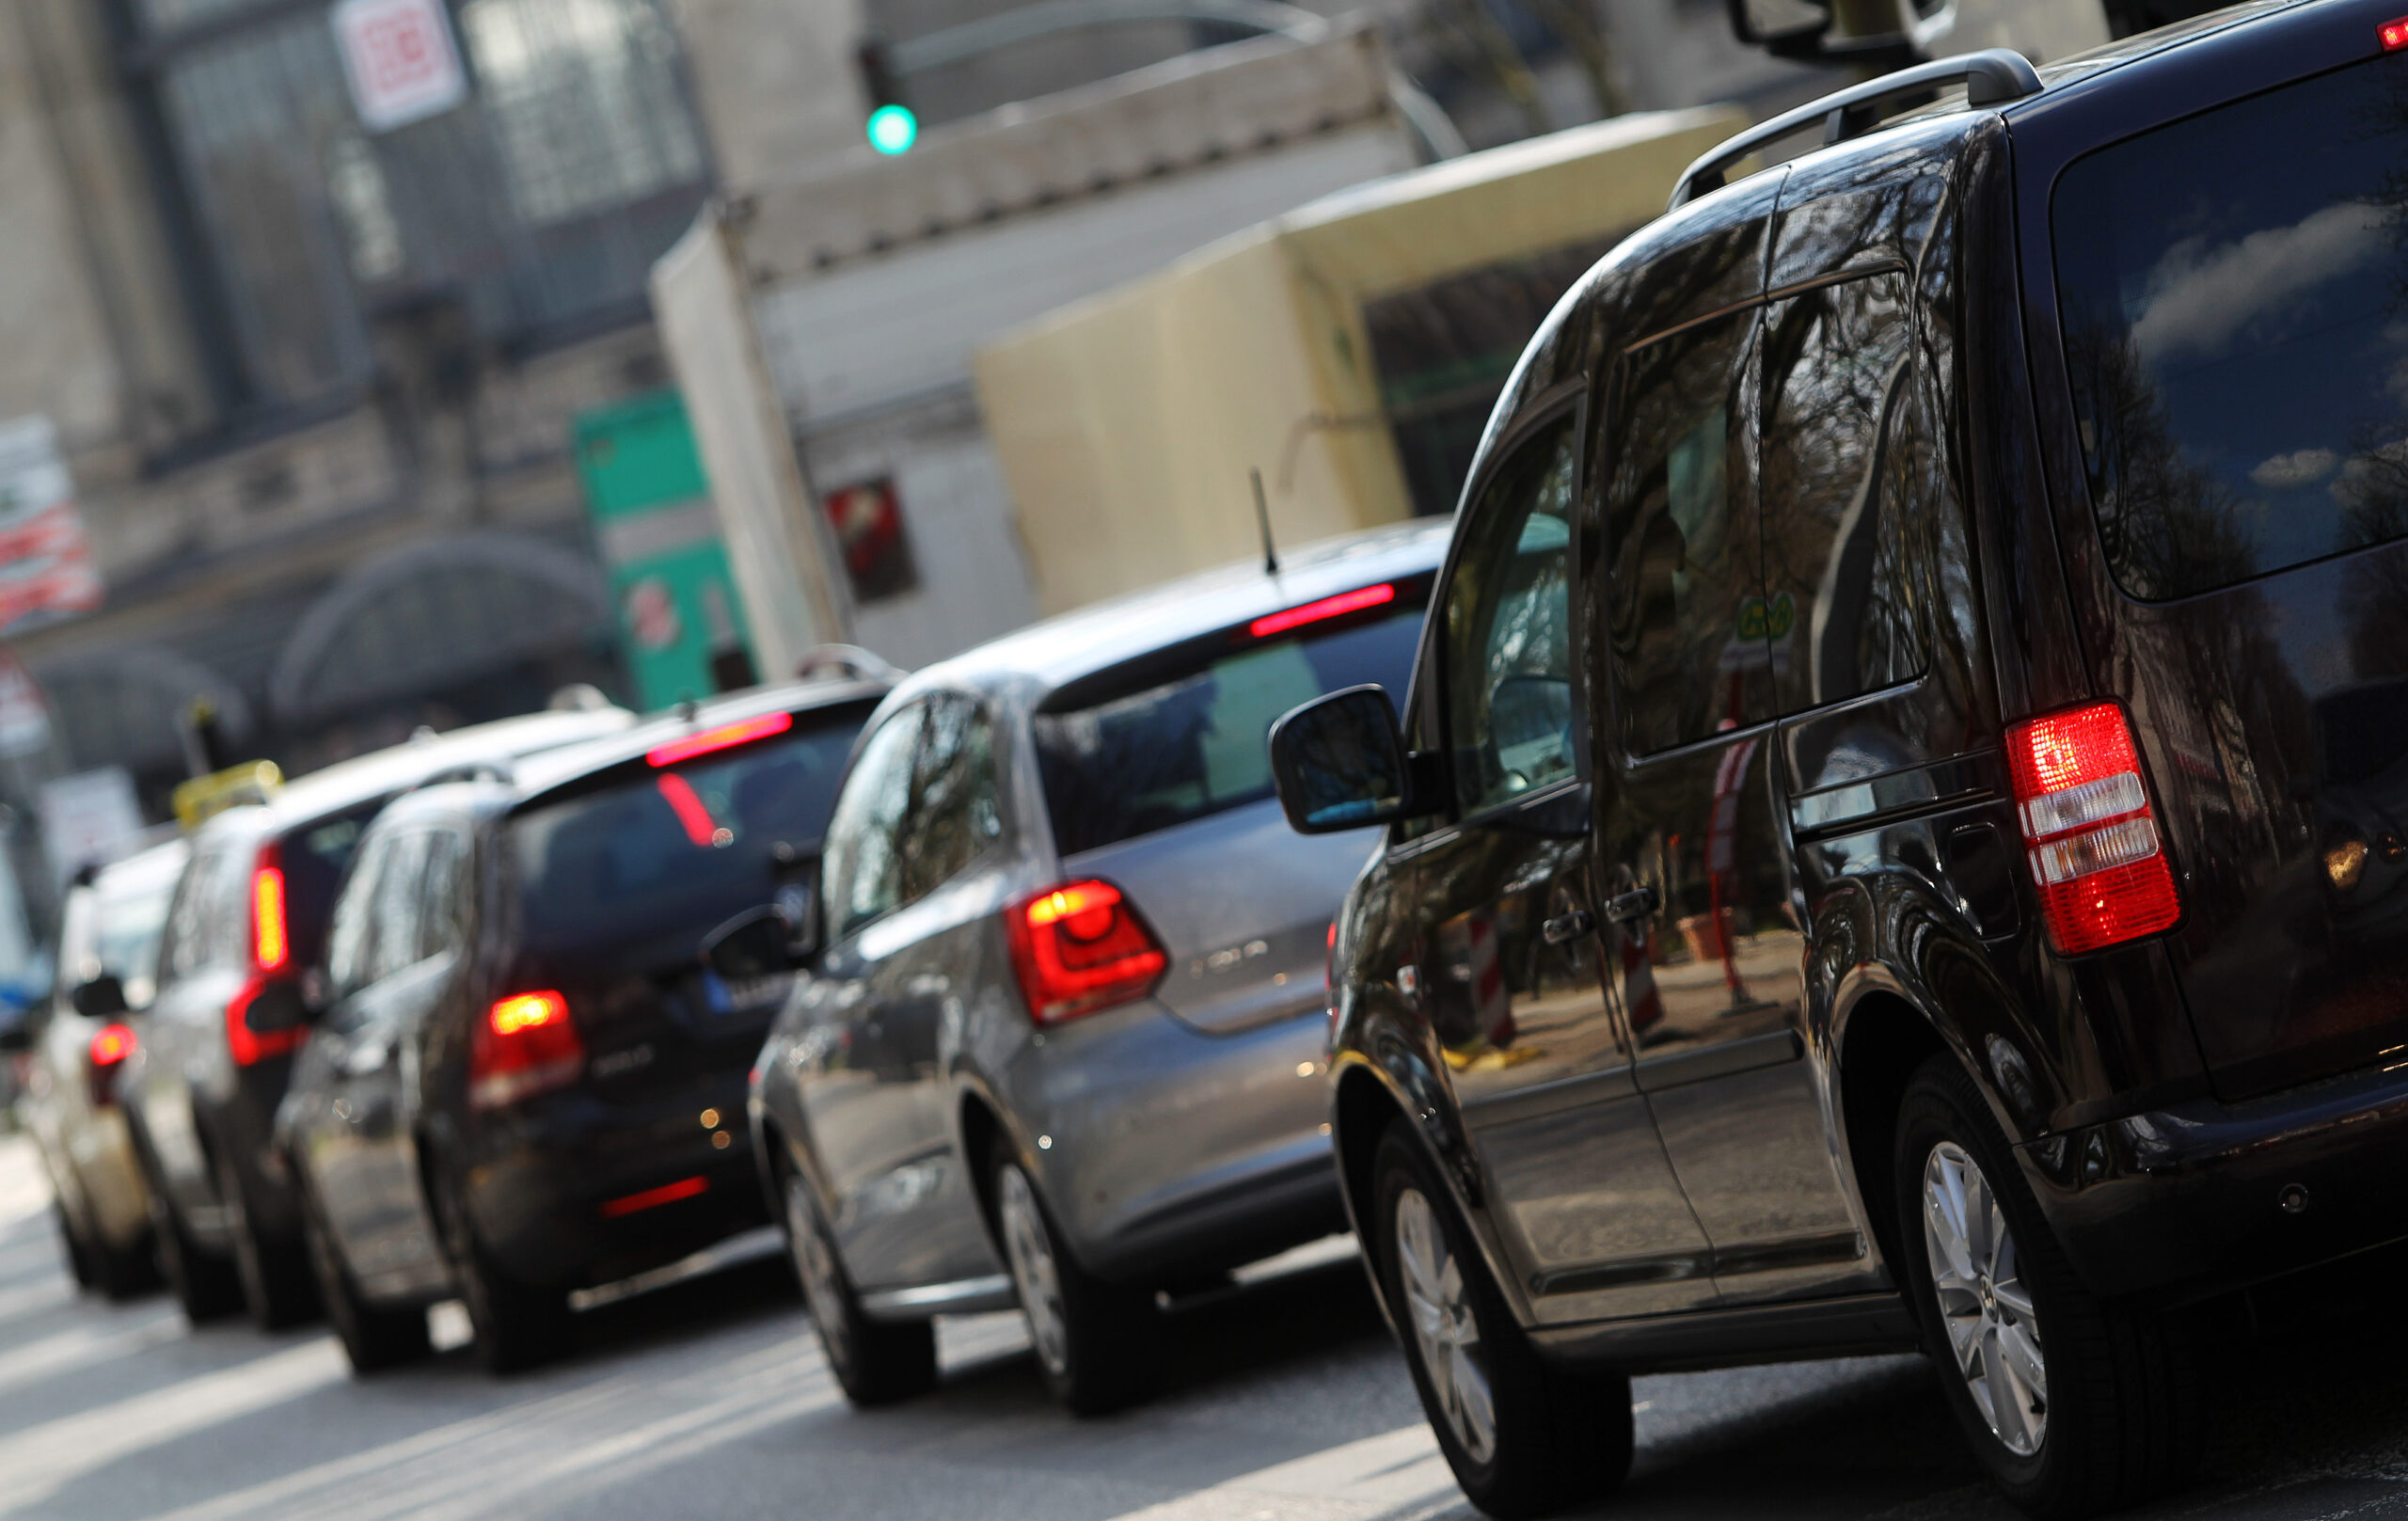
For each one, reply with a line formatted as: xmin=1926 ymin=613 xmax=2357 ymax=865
xmin=859 ymin=1273 xmax=1017 ymax=1321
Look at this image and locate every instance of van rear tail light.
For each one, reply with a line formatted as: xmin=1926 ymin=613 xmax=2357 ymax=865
xmin=469 ymin=990 xmax=585 ymax=1110
xmin=251 ymin=849 xmax=290 ymax=974
xmin=1005 ymin=880 xmax=1168 ymax=1025
xmin=2006 ymin=704 xmax=2181 ymax=955
xmin=87 ymin=1022 xmax=135 ymax=1108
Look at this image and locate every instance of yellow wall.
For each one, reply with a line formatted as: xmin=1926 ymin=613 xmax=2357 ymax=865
xmin=976 ymin=105 xmax=1751 ymax=616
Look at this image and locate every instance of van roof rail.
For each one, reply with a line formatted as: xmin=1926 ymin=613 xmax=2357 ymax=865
xmin=1669 ymin=48 xmax=2043 ymax=210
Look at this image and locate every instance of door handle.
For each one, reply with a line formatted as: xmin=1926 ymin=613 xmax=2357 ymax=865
xmin=1601 ymin=886 xmax=1660 ymax=925
xmin=1542 ymin=908 xmax=1595 ymax=945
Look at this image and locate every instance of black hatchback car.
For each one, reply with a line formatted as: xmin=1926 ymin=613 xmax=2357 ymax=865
xmin=274 ymin=677 xmax=883 ymax=1372
xmin=1272 ymin=14 xmax=2408 ymax=1519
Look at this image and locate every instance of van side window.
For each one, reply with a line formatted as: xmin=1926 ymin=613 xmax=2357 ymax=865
xmin=419 ymin=829 xmax=470 ymax=960
xmin=896 ymin=694 xmax=1003 ymax=902
xmin=1606 ymin=312 xmax=1769 ymax=754
xmin=367 ymin=832 xmax=431 ymax=982
xmin=1758 ymin=273 xmax=1928 ymax=712
xmin=325 ymin=833 xmax=387 ymax=1003
xmin=820 ymin=706 xmax=925 ymax=941
xmin=1440 ymin=418 xmax=1579 ymax=816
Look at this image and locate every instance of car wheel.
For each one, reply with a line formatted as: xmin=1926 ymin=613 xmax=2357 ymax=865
xmin=781 ymin=1167 xmax=936 ymax=1406
xmin=1894 ymin=1054 xmax=2204 ymax=1519
xmin=1370 ymin=1120 xmax=1632 ymax=1521
xmin=89 ymin=1226 xmax=160 ymax=1302
xmin=992 ymin=1155 xmax=1159 ymax=1416
xmin=214 ymin=1146 xmax=319 ymax=1330
xmin=432 ymin=1171 xmax=572 ymax=1374
xmin=301 ymin=1179 xmax=431 ymax=1375
xmin=54 ymin=1201 xmax=96 ymax=1290
xmin=145 ymin=1156 xmax=243 ymax=1323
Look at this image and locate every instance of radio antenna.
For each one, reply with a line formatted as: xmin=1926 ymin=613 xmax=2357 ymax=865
xmin=1251 ymin=467 xmax=1279 ymax=576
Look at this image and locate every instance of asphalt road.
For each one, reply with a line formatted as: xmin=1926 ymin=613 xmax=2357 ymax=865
xmin=8 ymin=1133 xmax=2408 ymax=1521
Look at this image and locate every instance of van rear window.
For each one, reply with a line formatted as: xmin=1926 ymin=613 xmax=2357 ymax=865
xmin=2054 ymin=55 xmax=2408 ymax=600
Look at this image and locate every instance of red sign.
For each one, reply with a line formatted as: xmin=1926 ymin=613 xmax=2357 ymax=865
xmin=822 ymin=479 xmax=918 ymax=603
xmin=0 ymin=416 xmax=101 ymax=638
xmin=333 ymin=0 xmax=467 ymax=133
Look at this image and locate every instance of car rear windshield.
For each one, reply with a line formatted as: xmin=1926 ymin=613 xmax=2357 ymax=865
xmin=507 ymin=708 xmax=867 ymax=970
xmin=1035 ymin=582 xmax=1429 ymax=857
xmin=2054 ymin=55 xmax=2408 ymax=600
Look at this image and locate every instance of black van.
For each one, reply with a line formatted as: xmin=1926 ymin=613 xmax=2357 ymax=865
xmin=1270 ymin=13 xmax=2408 ymax=1519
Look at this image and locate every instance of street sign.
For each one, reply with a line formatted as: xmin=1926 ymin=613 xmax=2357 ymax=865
xmin=333 ymin=0 xmax=468 ymax=134
xmin=39 ymin=768 xmax=142 ymax=881
xmin=0 ymin=416 xmax=103 ymax=637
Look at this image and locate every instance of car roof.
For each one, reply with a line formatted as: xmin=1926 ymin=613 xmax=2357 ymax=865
xmin=192 ymin=706 xmax=638 ymax=847
xmin=895 ymin=521 xmax=1452 ymax=706
xmin=509 ymin=675 xmax=893 ymax=805
xmin=90 ymin=837 xmax=190 ymax=901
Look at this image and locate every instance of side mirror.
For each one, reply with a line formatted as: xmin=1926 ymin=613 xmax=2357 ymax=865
xmin=0 ymin=1018 xmax=30 ymax=1055
xmin=1270 ymin=686 xmax=1420 ymax=835
xmin=242 ymin=979 xmax=311 ymax=1037
xmin=703 ymin=894 xmax=819 ymax=982
xmin=71 ymin=974 xmax=129 ymax=1021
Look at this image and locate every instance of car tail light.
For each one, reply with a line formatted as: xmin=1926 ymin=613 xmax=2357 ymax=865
xmin=251 ymin=851 xmax=289 ymax=974
xmin=1325 ymin=921 xmax=1339 ymax=1031
xmin=469 ymin=990 xmax=585 ymax=1110
xmin=2006 ymin=703 xmax=2181 ymax=955
xmin=2384 ymin=14 xmax=2408 ymax=49
xmin=87 ymin=1022 xmax=135 ymax=1108
xmin=1005 ymin=880 xmax=1167 ymax=1025
xmin=226 ymin=843 xmax=308 ymax=1068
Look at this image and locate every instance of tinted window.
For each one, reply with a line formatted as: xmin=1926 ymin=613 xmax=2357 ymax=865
xmin=1442 ymin=420 xmax=1578 ymax=816
xmin=1758 ymin=274 xmax=1929 ymax=710
xmin=897 ymin=696 xmax=1002 ymax=902
xmin=821 ymin=708 xmax=921 ymax=939
xmin=511 ymin=714 xmax=865 ymax=970
xmin=1607 ymin=311 xmax=1771 ymax=753
xmin=277 ymin=801 xmax=381 ymax=970
xmin=2055 ymin=55 xmax=2408 ymax=599
xmin=1035 ymin=594 xmax=1428 ymax=856
xmin=420 ymin=830 xmax=469 ymax=960
xmin=325 ymin=833 xmax=386 ymax=1003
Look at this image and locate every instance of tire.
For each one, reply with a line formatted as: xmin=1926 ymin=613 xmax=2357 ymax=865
xmin=300 ymin=1178 xmax=431 ymax=1376
xmin=431 ymin=1171 xmax=573 ymax=1374
xmin=214 ymin=1146 xmax=319 ymax=1330
xmin=781 ymin=1166 xmax=936 ymax=1406
xmin=147 ymin=1157 xmax=243 ymax=1323
xmin=991 ymin=1154 xmax=1160 ymax=1416
xmin=55 ymin=1201 xmax=96 ymax=1291
xmin=89 ymin=1227 xmax=160 ymax=1302
xmin=1893 ymin=1054 xmax=2204 ymax=1519
xmin=1370 ymin=1121 xmax=1633 ymax=1521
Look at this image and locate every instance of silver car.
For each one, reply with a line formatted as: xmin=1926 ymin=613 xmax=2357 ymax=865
xmin=734 ymin=523 xmax=1445 ymax=1414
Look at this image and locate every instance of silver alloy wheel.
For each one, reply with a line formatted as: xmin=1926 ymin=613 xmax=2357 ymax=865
xmin=997 ymin=1165 xmax=1069 ymax=1377
xmin=1922 ymin=1139 xmax=2048 ymax=1457
xmin=786 ymin=1174 xmax=852 ymax=1370
xmin=1394 ymin=1185 xmax=1497 ymax=1465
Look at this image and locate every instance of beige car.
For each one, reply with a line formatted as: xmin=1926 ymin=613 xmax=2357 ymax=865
xmin=18 ymin=840 xmax=186 ymax=1296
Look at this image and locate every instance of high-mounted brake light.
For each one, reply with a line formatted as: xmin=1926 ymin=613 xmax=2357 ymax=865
xmin=470 ymin=990 xmax=585 ymax=1110
xmin=227 ymin=842 xmax=304 ymax=1067
xmin=647 ymin=711 xmax=793 ymax=768
xmin=600 ymin=1176 xmax=708 ymax=1219
xmin=1250 ymin=583 xmax=1396 ymax=640
xmin=87 ymin=1022 xmax=136 ymax=1108
xmin=2383 ymin=15 xmax=2408 ymax=49
xmin=2006 ymin=704 xmax=2180 ymax=955
xmin=1005 ymin=879 xmax=1168 ymax=1024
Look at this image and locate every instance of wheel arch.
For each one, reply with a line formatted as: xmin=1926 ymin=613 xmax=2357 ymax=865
xmin=1832 ymin=983 xmax=1957 ymax=1291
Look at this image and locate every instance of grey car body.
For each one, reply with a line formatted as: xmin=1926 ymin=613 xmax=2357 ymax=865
xmin=749 ymin=523 xmax=1446 ymax=1381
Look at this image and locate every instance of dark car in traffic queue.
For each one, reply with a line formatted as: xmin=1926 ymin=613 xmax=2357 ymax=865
xmin=1269 ymin=16 xmax=2408 ymax=1519
xmin=123 ymin=705 xmax=636 ymax=1330
xmin=275 ymin=677 xmax=886 ymax=1373
xmin=718 ymin=524 xmax=1447 ymax=1415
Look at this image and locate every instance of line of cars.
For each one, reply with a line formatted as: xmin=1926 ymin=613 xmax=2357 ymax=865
xmin=18 ymin=11 xmax=2408 ymax=1518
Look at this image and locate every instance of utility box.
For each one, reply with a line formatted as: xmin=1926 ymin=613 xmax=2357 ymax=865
xmin=573 ymin=392 xmax=758 ymax=710
xmin=973 ymin=105 xmax=1747 ymax=618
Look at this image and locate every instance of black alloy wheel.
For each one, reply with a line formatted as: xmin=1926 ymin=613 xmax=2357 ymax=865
xmin=431 ymin=1170 xmax=573 ymax=1374
xmin=1893 ymin=1054 xmax=2204 ymax=1519
xmin=141 ymin=1145 xmax=242 ymax=1323
xmin=781 ymin=1166 xmax=935 ymax=1406
xmin=990 ymin=1153 xmax=1161 ymax=1417
xmin=1370 ymin=1120 xmax=1632 ymax=1521
xmin=300 ymin=1177 xmax=431 ymax=1375
xmin=214 ymin=1145 xmax=320 ymax=1330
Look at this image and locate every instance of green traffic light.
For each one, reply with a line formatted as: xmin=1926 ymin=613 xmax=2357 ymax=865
xmin=867 ymin=104 xmax=918 ymax=155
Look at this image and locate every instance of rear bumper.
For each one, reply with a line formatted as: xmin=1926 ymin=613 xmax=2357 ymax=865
xmin=463 ymin=1078 xmax=768 ymax=1291
xmin=999 ymin=1001 xmax=1347 ymax=1285
xmin=2032 ymin=1060 xmax=2408 ymax=1301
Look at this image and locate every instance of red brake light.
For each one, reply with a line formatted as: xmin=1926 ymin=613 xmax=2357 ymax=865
xmin=647 ymin=711 xmax=793 ymax=768
xmin=2006 ymin=703 xmax=2180 ymax=955
xmin=600 ymin=1176 xmax=708 ymax=1218
xmin=656 ymin=773 xmax=721 ymax=847
xmin=251 ymin=851 xmax=289 ymax=974
xmin=1249 ymin=583 xmax=1396 ymax=640
xmin=1005 ymin=879 xmax=1168 ymax=1024
xmin=87 ymin=1022 xmax=135 ymax=1107
xmin=2383 ymin=15 xmax=2408 ymax=49
xmin=470 ymin=990 xmax=585 ymax=1110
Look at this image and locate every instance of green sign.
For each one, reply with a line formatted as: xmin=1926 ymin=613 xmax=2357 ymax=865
xmin=573 ymin=392 xmax=757 ymax=711
xmin=1736 ymin=591 xmax=1797 ymax=642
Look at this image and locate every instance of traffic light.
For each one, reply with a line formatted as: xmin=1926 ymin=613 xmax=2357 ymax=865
xmin=858 ymin=38 xmax=917 ymax=155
